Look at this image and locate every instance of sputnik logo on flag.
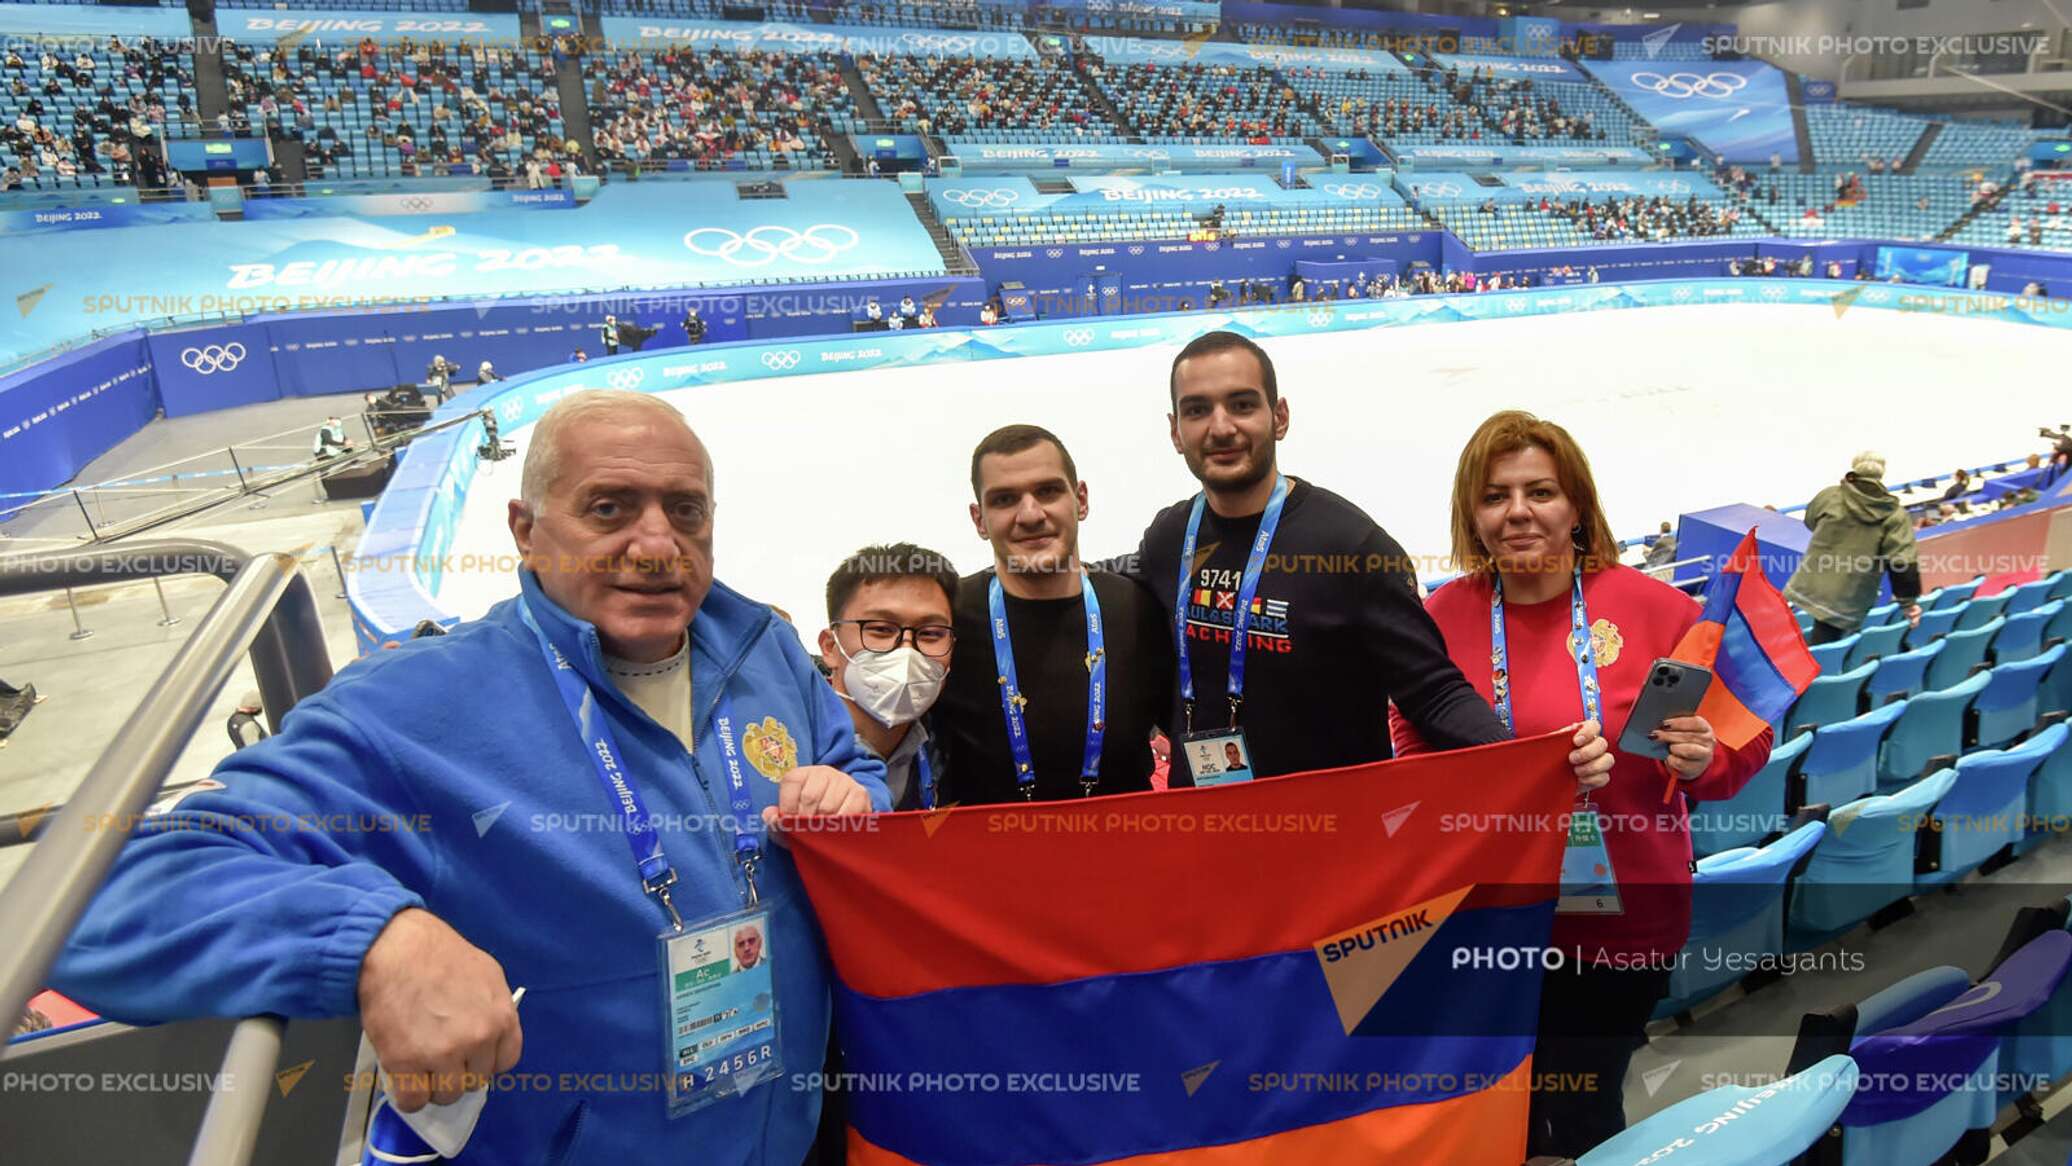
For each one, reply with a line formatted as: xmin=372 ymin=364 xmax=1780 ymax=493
xmin=1312 ymin=886 xmax=1473 ymax=1035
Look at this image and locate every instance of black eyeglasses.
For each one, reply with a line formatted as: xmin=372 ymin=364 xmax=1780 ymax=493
xmin=833 ymin=620 xmax=957 ymax=659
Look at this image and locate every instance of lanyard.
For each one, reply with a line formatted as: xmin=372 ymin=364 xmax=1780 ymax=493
xmin=1488 ymin=566 xmax=1603 ymax=734
xmin=1174 ymin=475 xmax=1289 ymax=732
xmin=988 ymin=573 xmax=1107 ymax=799
xmin=915 ymin=748 xmax=936 ymax=811
xmin=520 ymin=601 xmax=760 ymax=933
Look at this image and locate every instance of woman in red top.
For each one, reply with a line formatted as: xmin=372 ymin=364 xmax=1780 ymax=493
xmin=1389 ymin=410 xmax=1768 ymax=1158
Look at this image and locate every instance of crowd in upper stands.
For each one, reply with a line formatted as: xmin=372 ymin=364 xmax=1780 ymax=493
xmin=222 ymin=38 xmax=574 ymax=180
xmin=1478 ymin=192 xmax=1745 ymax=243
xmin=585 ymin=47 xmax=845 ymax=171
xmin=1431 ymin=64 xmax=1607 ymax=145
xmin=863 ymin=55 xmax=1112 ymax=140
xmin=1082 ymin=60 xmax=1314 ymax=143
xmin=1 ymin=37 xmax=186 ymax=191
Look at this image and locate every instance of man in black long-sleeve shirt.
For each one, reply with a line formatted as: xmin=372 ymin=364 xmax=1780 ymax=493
xmin=1129 ymin=331 xmax=1510 ymax=782
xmin=933 ymin=425 xmax=1174 ymax=805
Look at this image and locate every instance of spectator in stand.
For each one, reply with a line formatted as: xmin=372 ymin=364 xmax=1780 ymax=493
xmin=1783 ymin=451 xmax=1924 ymax=644
xmin=1941 ymin=468 xmax=1971 ymax=501
xmin=978 ymin=303 xmax=999 ymax=326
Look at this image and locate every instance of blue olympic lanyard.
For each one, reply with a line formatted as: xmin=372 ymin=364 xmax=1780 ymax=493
xmin=988 ymin=573 xmax=1107 ymax=799
xmin=915 ymin=748 xmax=937 ymax=812
xmin=1174 ymin=475 xmax=1289 ymax=732
xmin=1487 ymin=565 xmax=1603 ymax=738
xmin=520 ymin=601 xmax=761 ymax=933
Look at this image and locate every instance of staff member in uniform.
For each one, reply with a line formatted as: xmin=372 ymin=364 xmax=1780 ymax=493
xmin=933 ymin=425 xmax=1172 ymax=804
xmin=1391 ymin=410 xmax=1766 ymax=1158
xmin=52 ymin=390 xmax=885 ymax=1165
xmin=1130 ymin=331 xmax=1609 ymax=787
xmin=817 ymin=543 xmax=958 ymax=811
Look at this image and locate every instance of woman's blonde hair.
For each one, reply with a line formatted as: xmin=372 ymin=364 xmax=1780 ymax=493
xmin=1449 ymin=410 xmax=1620 ymax=577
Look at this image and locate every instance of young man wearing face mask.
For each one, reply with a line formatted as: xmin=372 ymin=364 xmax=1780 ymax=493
xmin=933 ymin=425 xmax=1174 ymax=805
xmin=817 ymin=544 xmax=960 ymax=811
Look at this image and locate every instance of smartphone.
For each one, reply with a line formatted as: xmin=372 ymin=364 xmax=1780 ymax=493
xmin=1616 ymin=659 xmax=1714 ymax=759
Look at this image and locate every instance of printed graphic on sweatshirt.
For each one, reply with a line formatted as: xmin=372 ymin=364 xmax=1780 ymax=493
xmin=1186 ymin=563 xmax=1296 ymax=654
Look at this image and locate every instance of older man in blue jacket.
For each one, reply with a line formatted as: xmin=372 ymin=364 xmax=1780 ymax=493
xmin=53 ymin=389 xmax=887 ymax=1164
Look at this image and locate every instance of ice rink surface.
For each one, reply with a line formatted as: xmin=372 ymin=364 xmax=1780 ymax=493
xmin=438 ymin=303 xmax=2071 ymax=631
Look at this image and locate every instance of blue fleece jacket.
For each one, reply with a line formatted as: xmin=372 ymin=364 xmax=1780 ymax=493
xmin=53 ymin=571 xmax=888 ymax=1166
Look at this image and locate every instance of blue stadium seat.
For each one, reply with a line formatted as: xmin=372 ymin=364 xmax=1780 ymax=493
xmin=1863 ymin=602 xmax=1902 ymax=628
xmin=1654 ymin=819 xmax=1827 ymax=1019
xmin=1691 ymin=731 xmax=1811 ymax=858
xmin=2003 ymin=578 xmax=2059 ymax=616
xmin=2048 ymin=571 xmax=2072 ymax=602
xmin=2018 ymin=723 xmax=2072 ymax=856
xmin=1918 ymin=728 xmax=2062 ymax=888
xmin=1934 ymin=578 xmax=1983 ymax=610
xmin=1992 ymin=600 xmax=2064 ymax=664
xmin=1926 ymin=619 xmax=2001 ymax=692
xmin=1972 ymin=644 xmax=2067 ymax=750
xmin=1798 ymin=702 xmax=1908 ymax=811
xmin=1575 ymin=1055 xmax=1858 ymax=1166
xmin=1865 ymin=641 xmax=1942 ymax=705
xmin=1789 ymin=770 xmax=1955 ymax=945
xmin=1785 ymin=661 xmax=1874 ymax=738
xmin=1809 ymin=636 xmax=1858 ymax=676
xmin=1847 ymin=621 xmax=1908 ymax=669
xmin=1905 ymin=603 xmax=1963 ymax=649
xmin=1999 ymin=899 xmax=2072 ymax=1091
xmin=2047 ymin=601 xmax=2072 ymax=649
xmin=1955 ymin=590 xmax=2011 ymax=632
xmin=1795 ymin=608 xmax=1816 ymax=636
xmin=1877 ymin=671 xmax=1990 ymax=792
xmin=1826 ymin=934 xmax=2072 ymax=1166
xmin=2049 ymin=648 xmax=2072 ymax=721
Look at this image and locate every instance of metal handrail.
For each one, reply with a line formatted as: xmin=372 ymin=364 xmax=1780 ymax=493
xmin=0 ymin=547 xmax=335 ymax=1166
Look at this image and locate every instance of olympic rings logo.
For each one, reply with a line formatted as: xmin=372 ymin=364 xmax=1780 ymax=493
xmin=1305 ymin=308 xmax=1334 ymax=327
xmin=607 ymin=368 xmax=646 ymax=389
xmin=1128 ymin=245 xmax=1145 ymax=255
xmin=1628 ymin=71 xmax=1747 ymax=100
xmin=941 ymin=187 xmax=1020 ymax=208
xmin=500 ymin=400 xmax=523 ymax=421
xmin=682 ymin=224 xmax=860 ymax=267
xmin=898 ymin=33 xmax=980 ymax=53
xmin=760 ymin=350 xmax=803 ymax=371
xmin=399 ymin=196 xmax=435 ymax=211
xmin=1062 ymin=328 xmax=1094 ymax=347
xmin=1045 ymin=248 xmax=1064 ymax=259
xmin=180 ymin=343 xmax=246 ymax=375
xmin=1322 ymin=183 xmax=1383 ymax=199
xmin=1416 ymin=181 xmax=1465 ymax=198
xmin=1125 ymin=148 xmax=1173 ymax=161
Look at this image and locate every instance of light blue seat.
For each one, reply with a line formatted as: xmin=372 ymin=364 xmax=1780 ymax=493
xmin=1973 ymin=644 xmax=2067 ymax=750
xmin=1847 ymin=621 xmax=1908 ymax=669
xmin=2049 ymin=648 xmax=2072 ymax=721
xmin=1992 ymin=600 xmax=2063 ymax=664
xmin=2003 ymin=577 xmax=2059 ymax=616
xmin=1691 ymin=732 xmax=1811 ymax=858
xmin=1832 ymin=934 xmax=2072 ymax=1166
xmin=1934 ymin=578 xmax=1983 ymax=610
xmin=1926 ymin=619 xmax=2000 ymax=691
xmin=1654 ymin=820 xmax=1828 ymax=1019
xmin=1863 ymin=601 xmax=1902 ymax=628
xmin=1955 ymin=590 xmax=2011 ymax=632
xmin=1575 ymin=1054 xmax=1858 ymax=1166
xmin=1799 ymin=701 xmax=1909 ymax=810
xmin=1790 ymin=770 xmax=1957 ymax=946
xmin=1866 ymin=642 xmax=1942 ymax=706
xmin=2000 ymin=897 xmax=2072 ymax=1097
xmin=1918 ymin=727 xmax=2061 ymax=888
xmin=1877 ymin=671 xmax=1990 ymax=792
xmin=1809 ymin=635 xmax=1858 ymax=676
xmin=1795 ymin=608 xmax=1816 ymax=636
xmin=2047 ymin=570 xmax=2072 ymax=601
xmin=2047 ymin=600 xmax=2072 ymax=648
xmin=2018 ymin=723 xmax=2072 ymax=856
xmin=1785 ymin=661 xmax=1874 ymax=738
xmin=1906 ymin=603 xmax=1962 ymax=649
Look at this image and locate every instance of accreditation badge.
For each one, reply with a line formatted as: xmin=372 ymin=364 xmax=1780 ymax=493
xmin=658 ymin=907 xmax=783 ymax=1118
xmin=1557 ymin=808 xmax=1623 ymax=916
xmin=1177 ymin=727 xmax=1257 ymax=788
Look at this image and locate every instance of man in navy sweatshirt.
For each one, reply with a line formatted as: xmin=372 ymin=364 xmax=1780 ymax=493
xmin=53 ymin=389 xmax=888 ymax=1164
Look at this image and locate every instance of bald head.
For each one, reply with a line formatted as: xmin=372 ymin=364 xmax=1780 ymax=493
xmin=509 ymin=388 xmax=716 ymax=662
xmin=520 ymin=388 xmax=709 ymax=511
